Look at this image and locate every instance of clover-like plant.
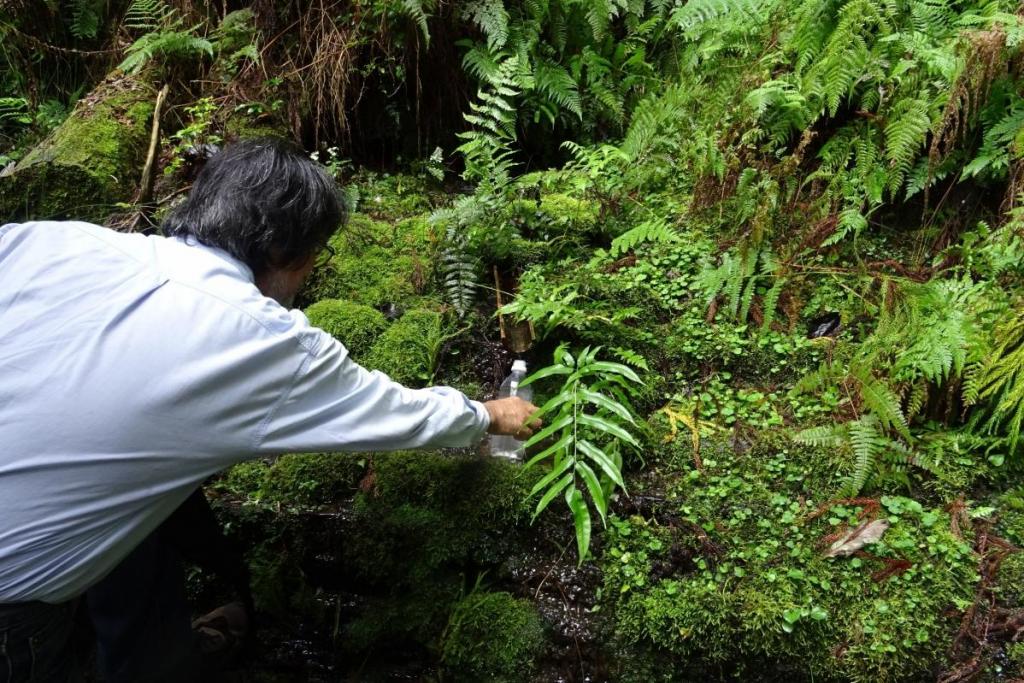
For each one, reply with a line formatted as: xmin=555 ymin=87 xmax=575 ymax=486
xmin=520 ymin=344 xmax=643 ymax=563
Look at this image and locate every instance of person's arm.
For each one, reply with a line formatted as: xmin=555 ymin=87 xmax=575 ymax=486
xmin=254 ymin=334 xmax=537 ymax=454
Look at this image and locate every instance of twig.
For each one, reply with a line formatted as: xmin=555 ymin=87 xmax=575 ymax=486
xmin=129 ymin=84 xmax=170 ymax=233
xmin=534 ymin=544 xmax=570 ymax=600
xmin=138 ymin=84 xmax=169 ymax=205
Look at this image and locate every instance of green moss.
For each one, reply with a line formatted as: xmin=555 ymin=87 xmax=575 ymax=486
xmin=440 ymin=591 xmax=545 ymax=682
xmin=248 ymin=535 xmax=315 ymax=616
xmin=304 ymin=298 xmax=388 ymax=361
xmin=600 ymin=433 xmax=979 ymax=682
xmin=215 ymin=453 xmax=366 ymax=507
xmin=996 ymin=551 xmax=1024 ymax=608
xmin=299 ymin=212 xmax=440 ymax=309
xmin=363 ymin=309 xmax=446 ymax=387
xmin=352 ymin=170 xmax=440 ymax=221
xmin=335 ymin=451 xmax=537 ymax=659
xmin=343 ymin=450 xmax=532 ymax=585
xmin=222 ymin=111 xmax=284 ymax=141
xmin=1006 ymin=641 xmax=1024 ymax=677
xmin=538 ymin=192 xmax=600 ymax=234
xmin=0 ymin=72 xmax=154 ymax=222
xmin=343 ymin=582 xmax=462 ymax=655
xmin=216 ymin=460 xmax=270 ymax=498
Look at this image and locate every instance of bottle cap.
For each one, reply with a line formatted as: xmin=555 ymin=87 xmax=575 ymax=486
xmin=511 ymin=359 xmax=527 ymax=373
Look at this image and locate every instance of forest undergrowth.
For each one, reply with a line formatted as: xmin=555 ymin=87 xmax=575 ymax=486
xmin=6 ymin=0 xmax=1024 ymax=680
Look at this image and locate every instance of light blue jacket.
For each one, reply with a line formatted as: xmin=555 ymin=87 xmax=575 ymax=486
xmin=0 ymin=221 xmax=489 ymax=603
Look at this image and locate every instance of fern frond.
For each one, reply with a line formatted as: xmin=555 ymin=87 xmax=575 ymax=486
xmin=71 ymin=0 xmax=102 ymax=39
xmin=795 ymin=423 xmax=848 ymax=447
xmin=584 ymin=0 xmax=617 ymax=41
xmin=905 ymin=381 xmax=929 ymax=420
xmin=123 ymin=0 xmax=169 ymax=31
xmin=609 ymin=218 xmax=678 ymax=257
xmin=846 ymin=414 xmax=882 ymax=495
xmin=399 ymin=0 xmax=433 ymax=44
xmin=856 ymin=370 xmax=910 ymax=439
xmin=0 ymin=97 xmax=30 ymax=126
xmin=884 ymin=97 xmax=931 ymax=195
xmin=534 ymin=61 xmax=582 ymax=119
xmin=760 ymin=276 xmax=786 ymax=330
xmin=119 ymin=31 xmax=213 ymax=74
xmin=611 ymin=347 xmax=650 ymax=371
xmin=462 ymin=45 xmax=505 ymax=83
xmin=966 ymin=309 xmax=1024 ymax=451
xmin=671 ymin=0 xmax=764 ymax=37
xmin=460 ymin=0 xmax=509 ymax=50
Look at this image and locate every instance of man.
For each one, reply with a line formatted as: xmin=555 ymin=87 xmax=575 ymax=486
xmin=0 ymin=138 xmax=539 ymax=681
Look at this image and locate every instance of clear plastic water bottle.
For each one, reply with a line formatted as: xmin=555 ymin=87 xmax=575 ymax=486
xmin=489 ymin=359 xmax=533 ymax=461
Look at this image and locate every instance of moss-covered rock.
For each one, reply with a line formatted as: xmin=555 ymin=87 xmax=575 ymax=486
xmin=0 ymin=71 xmax=155 ymax=222
xmin=363 ymin=309 xmax=446 ymax=386
xmin=343 ymin=582 xmax=462 ymax=656
xmin=352 ymin=170 xmax=440 ymax=221
xmin=304 ymin=298 xmax=389 ymax=361
xmin=538 ymin=192 xmax=600 ymax=235
xmin=440 ymin=591 xmax=546 ymax=682
xmin=344 ymin=450 xmax=531 ymax=583
xmin=299 ymin=212 xmax=439 ymax=309
xmin=335 ymin=450 xmax=536 ymax=658
xmin=214 ymin=452 xmax=366 ymax=508
xmin=995 ymin=549 xmax=1024 ymax=607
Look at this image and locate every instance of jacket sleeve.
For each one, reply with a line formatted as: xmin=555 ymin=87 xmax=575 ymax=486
xmin=253 ymin=333 xmax=490 ymax=454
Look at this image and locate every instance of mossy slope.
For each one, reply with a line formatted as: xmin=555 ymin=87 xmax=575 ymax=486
xmin=0 ymin=71 xmax=155 ymax=223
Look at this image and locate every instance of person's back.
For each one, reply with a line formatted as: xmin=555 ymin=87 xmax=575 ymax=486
xmin=0 ymin=138 xmax=539 ymax=681
xmin=0 ymin=219 xmax=318 ymax=602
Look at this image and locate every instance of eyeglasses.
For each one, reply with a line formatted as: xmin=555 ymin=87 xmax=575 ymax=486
xmin=315 ymin=243 xmax=336 ymax=268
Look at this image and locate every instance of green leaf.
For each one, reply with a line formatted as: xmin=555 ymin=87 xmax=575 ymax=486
xmin=529 ymin=389 xmax=575 ymax=421
xmin=566 ymin=487 xmax=592 ymax=563
xmin=522 ymin=432 xmax=574 ymax=470
xmin=572 ymin=361 xmax=643 ymax=385
xmin=577 ymin=439 xmax=626 ymax=490
xmin=520 ymin=364 xmax=573 ymax=387
xmin=580 ymin=345 xmax=602 ymax=365
xmin=578 ymin=414 xmax=640 ymax=448
xmin=523 ymin=414 xmax=574 ymax=449
xmin=529 ymin=455 xmax=575 ymax=497
xmin=576 ymin=461 xmax=607 ymax=525
xmin=579 ymin=388 xmax=636 ymax=424
xmin=533 ymin=472 xmax=574 ymax=521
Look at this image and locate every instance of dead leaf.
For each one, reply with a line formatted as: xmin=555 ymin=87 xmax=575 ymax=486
xmin=824 ymin=519 xmax=890 ymax=558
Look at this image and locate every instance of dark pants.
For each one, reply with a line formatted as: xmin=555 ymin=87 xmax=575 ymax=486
xmin=0 ymin=600 xmax=80 ymax=683
xmin=1 ymin=490 xmax=250 ymax=683
xmin=85 ymin=532 xmax=199 ymax=683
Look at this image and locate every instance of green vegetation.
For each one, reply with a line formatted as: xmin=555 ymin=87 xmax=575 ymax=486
xmin=304 ymin=299 xmax=388 ymax=362
xmin=602 ymin=434 xmax=978 ymax=682
xmin=363 ymin=309 xmax=449 ymax=386
xmin=300 ymin=213 xmax=439 ymax=309
xmin=11 ymin=0 xmax=1024 ymax=678
xmin=0 ymin=73 xmax=154 ymax=221
xmin=520 ymin=344 xmax=644 ymax=562
xmin=214 ymin=453 xmax=366 ymax=508
xmin=440 ymin=591 xmax=546 ymax=682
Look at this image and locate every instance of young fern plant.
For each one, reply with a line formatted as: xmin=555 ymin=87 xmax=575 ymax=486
xmin=519 ymin=345 xmax=643 ymax=564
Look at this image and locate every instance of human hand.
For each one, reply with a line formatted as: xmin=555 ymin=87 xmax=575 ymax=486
xmin=484 ymin=397 xmax=542 ymax=439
